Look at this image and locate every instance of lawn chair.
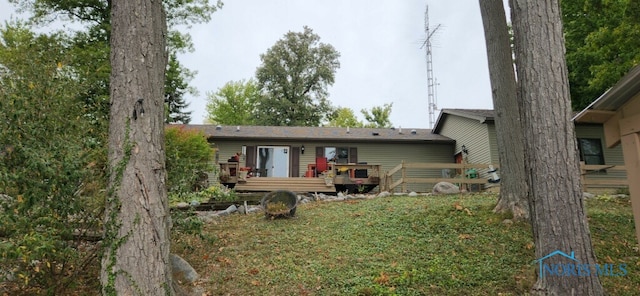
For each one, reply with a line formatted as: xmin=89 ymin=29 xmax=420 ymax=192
xmin=315 ymin=157 xmax=328 ymax=177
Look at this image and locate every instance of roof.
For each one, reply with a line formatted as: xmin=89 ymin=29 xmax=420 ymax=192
xmin=177 ymin=125 xmax=454 ymax=143
xmin=432 ymin=109 xmax=495 ymax=134
xmin=573 ymin=64 xmax=640 ymax=123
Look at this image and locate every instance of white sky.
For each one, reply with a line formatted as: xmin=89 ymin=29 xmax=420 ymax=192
xmin=0 ymin=0 xmax=508 ymax=128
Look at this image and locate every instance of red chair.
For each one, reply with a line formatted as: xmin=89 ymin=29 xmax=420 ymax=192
xmin=315 ymin=157 xmax=328 ymax=177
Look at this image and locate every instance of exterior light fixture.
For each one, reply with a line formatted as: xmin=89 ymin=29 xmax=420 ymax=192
xmin=301 ymin=145 xmax=305 ymax=154
xmin=462 ymin=145 xmax=469 ymax=154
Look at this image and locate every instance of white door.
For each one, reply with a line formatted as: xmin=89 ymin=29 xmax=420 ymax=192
xmin=257 ymin=146 xmax=290 ymax=177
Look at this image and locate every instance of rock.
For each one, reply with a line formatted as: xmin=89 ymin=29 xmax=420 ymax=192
xmin=377 ymin=191 xmax=391 ymax=198
xmin=615 ymin=194 xmax=629 ymax=199
xmin=189 ymin=200 xmax=200 ymax=207
xmin=432 ymin=182 xmax=460 ymax=195
xmin=176 ymin=202 xmax=190 ymax=209
xmin=170 ymin=253 xmax=199 ymax=283
xmin=582 ymin=192 xmax=595 ymax=199
xmin=408 ymin=191 xmax=418 ymax=197
xmin=237 ymin=205 xmax=246 ymax=214
xmin=337 ymin=192 xmax=345 ymax=198
xmin=246 ymin=206 xmax=263 ymax=214
xmin=223 ymin=204 xmax=238 ymax=214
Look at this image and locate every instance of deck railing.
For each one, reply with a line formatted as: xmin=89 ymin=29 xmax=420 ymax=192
xmin=580 ymin=163 xmax=628 ymax=188
xmin=381 ymin=161 xmax=499 ymax=193
xmin=382 ymin=161 xmax=628 ymax=193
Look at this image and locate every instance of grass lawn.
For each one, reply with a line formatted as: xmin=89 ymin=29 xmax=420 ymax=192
xmin=173 ymin=193 xmax=640 ymax=295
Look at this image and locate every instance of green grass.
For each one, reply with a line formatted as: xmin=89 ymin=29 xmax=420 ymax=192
xmin=173 ymin=193 xmax=640 ymax=295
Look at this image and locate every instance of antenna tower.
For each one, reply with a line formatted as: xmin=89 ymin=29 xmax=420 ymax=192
xmin=421 ymin=5 xmax=441 ymax=128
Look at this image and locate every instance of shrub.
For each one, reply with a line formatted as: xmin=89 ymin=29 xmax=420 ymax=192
xmin=165 ymin=126 xmax=215 ymax=193
xmin=0 ymin=26 xmax=103 ymax=294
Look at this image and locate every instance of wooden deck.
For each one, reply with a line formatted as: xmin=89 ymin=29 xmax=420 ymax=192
xmin=233 ymin=177 xmax=336 ymax=193
xmin=219 ymin=162 xmax=381 ymax=193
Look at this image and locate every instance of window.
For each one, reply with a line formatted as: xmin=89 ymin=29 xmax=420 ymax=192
xmin=577 ymin=138 xmax=604 ymax=165
xmin=336 ymin=147 xmax=349 ymax=163
xmin=322 ymin=146 xmax=354 ymax=163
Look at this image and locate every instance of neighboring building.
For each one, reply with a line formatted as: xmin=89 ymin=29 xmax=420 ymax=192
xmin=181 ymin=125 xmax=455 ymax=193
xmin=573 ymin=63 xmax=640 ymax=244
xmin=432 ymin=108 xmax=626 ymax=189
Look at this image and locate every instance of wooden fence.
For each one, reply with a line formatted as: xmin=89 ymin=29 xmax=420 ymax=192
xmin=381 ymin=161 xmax=499 ymax=193
xmin=382 ymin=161 xmax=628 ymax=193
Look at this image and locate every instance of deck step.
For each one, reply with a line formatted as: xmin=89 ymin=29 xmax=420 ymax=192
xmin=234 ymin=177 xmax=336 ymax=193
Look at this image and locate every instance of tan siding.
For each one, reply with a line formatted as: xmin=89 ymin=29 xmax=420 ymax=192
xmin=575 ymin=124 xmax=627 ymax=186
xmin=438 ymin=115 xmax=492 ymax=164
xmin=357 ymin=142 xmax=454 ymax=193
xmin=437 ymin=115 xmax=496 ymax=184
xmin=209 ymin=139 xmax=454 ymax=193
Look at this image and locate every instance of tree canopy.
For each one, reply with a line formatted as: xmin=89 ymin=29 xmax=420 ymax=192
xmin=562 ymin=0 xmax=640 ymax=109
xmin=254 ymin=26 xmax=340 ymax=126
xmin=6 ymin=0 xmax=223 ymax=123
xmin=361 ymin=103 xmax=393 ymax=128
xmin=326 ymin=107 xmax=364 ymax=128
xmin=205 ymin=79 xmax=259 ymax=125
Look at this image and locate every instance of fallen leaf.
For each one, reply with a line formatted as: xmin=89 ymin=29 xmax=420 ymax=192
xmin=374 ymin=271 xmax=390 ymax=285
xmin=248 ymin=268 xmax=259 ymax=275
xmin=453 ymin=202 xmax=463 ymax=210
xmin=605 ymin=255 xmax=614 ymax=263
xmin=251 ymin=280 xmax=260 ymax=286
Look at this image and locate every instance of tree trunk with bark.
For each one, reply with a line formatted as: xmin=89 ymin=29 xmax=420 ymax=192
xmin=101 ymin=0 xmax=174 ymax=295
xmin=509 ymin=0 xmax=604 ymax=294
xmin=478 ymin=0 xmax=530 ymax=220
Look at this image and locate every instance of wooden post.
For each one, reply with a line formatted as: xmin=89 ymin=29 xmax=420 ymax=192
xmin=401 ymin=160 xmax=406 ymax=193
xmin=461 ymin=159 xmax=467 ymax=192
xmin=620 ymin=123 xmax=640 ymax=245
xmin=579 ymin=161 xmax=586 ymax=191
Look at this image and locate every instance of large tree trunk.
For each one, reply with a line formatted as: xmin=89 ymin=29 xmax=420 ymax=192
xmin=509 ymin=0 xmax=604 ymax=294
xmin=101 ymin=0 xmax=174 ymax=295
xmin=478 ymin=0 xmax=530 ymax=220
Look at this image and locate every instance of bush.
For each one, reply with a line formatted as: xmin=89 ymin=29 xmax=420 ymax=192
xmin=0 ymin=26 xmax=103 ymax=294
xmin=168 ymin=185 xmax=237 ymax=205
xmin=165 ymin=126 xmax=215 ymax=194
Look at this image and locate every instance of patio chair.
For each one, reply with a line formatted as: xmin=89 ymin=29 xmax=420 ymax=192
xmin=315 ymin=157 xmax=328 ymax=177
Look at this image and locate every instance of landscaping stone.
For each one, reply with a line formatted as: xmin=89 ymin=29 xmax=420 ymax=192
xmin=170 ymin=253 xmax=199 ymax=283
xmin=432 ymin=182 xmax=460 ymax=194
xmin=583 ymin=192 xmax=596 ymax=199
xmin=216 ymin=205 xmax=238 ymax=216
xmin=408 ymin=191 xmax=418 ymax=197
xmin=176 ymin=202 xmax=190 ymax=209
xmin=377 ymin=191 xmax=391 ymax=198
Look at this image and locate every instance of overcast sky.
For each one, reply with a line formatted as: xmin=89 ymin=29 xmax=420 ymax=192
xmin=1 ymin=0 xmax=506 ymax=128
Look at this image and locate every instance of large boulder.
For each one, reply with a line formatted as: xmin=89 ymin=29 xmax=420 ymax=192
xmin=171 ymin=253 xmax=199 ymax=283
xmin=432 ymin=182 xmax=460 ymax=195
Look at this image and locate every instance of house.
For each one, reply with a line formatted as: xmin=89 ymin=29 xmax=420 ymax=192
xmin=181 ymin=125 xmax=455 ymax=193
xmin=432 ymin=108 xmax=627 ymax=190
xmin=573 ymin=63 xmax=640 ymax=244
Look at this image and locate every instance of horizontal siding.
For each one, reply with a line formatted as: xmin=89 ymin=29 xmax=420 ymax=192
xmin=575 ymin=124 xmax=627 ymax=186
xmin=438 ymin=115 xmax=492 ymax=165
xmin=437 ymin=115 xmax=496 ymax=184
xmin=210 ymin=139 xmax=454 ymax=193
